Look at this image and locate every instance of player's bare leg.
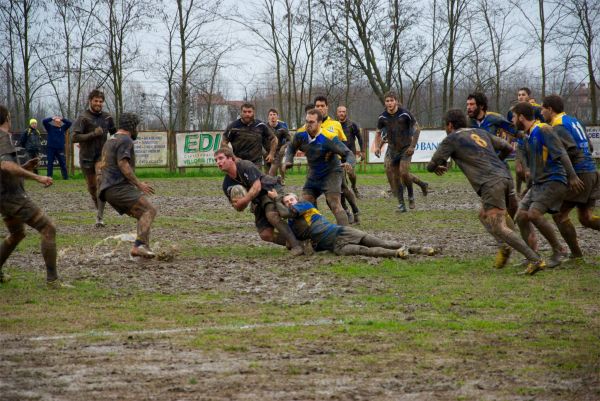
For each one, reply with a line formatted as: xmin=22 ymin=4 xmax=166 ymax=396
xmin=347 ymin=167 xmax=359 ymax=197
xmin=128 ymin=197 xmax=157 ymax=258
xmin=264 ymin=203 xmax=303 ymax=255
xmin=95 ymin=162 xmax=106 ymax=227
xmin=341 ymin=174 xmax=360 ymax=224
xmin=578 ymin=206 xmax=600 ymax=230
xmin=410 ymin=173 xmax=429 ymax=196
xmin=515 ymin=161 xmax=526 ymax=195
xmin=386 ymin=162 xmax=405 ymax=212
xmin=400 ymin=160 xmax=415 ymax=209
xmin=517 ymin=208 xmax=564 ymax=269
xmin=324 ymin=192 xmax=349 ymax=226
xmin=337 ymin=244 xmax=398 ymax=257
xmin=0 ymin=218 xmax=26 ymax=283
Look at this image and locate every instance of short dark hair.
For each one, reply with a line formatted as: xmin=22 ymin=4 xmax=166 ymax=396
xmin=267 ymin=108 xmax=278 ymax=115
xmin=518 ymin=87 xmax=532 ymax=96
xmin=467 ymin=92 xmax=488 ymax=111
xmin=215 ymin=147 xmax=235 ymax=158
xmin=240 ymin=102 xmax=255 ymax=111
xmin=512 ymin=102 xmax=535 ymax=121
xmin=384 ymin=91 xmax=398 ymax=101
xmin=304 ymin=103 xmax=315 ymax=112
xmin=88 ymin=89 xmax=105 ymax=101
xmin=444 ymin=109 xmax=467 ymax=129
xmin=306 ymin=108 xmax=323 ymax=122
xmin=313 ymin=95 xmax=328 ymax=105
xmin=118 ymin=112 xmax=140 ymax=133
xmin=542 ymin=94 xmax=564 ymax=114
xmin=0 ymin=105 xmax=9 ymax=125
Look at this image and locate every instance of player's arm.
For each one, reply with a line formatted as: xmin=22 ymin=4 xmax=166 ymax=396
xmin=62 ymin=118 xmax=72 ymax=130
xmin=544 ymin=128 xmax=584 ymax=193
xmin=220 ymin=123 xmax=233 ymax=148
xmin=42 ymin=117 xmax=53 ymax=132
xmin=407 ymin=122 xmax=421 ymax=156
xmin=265 ymin=126 xmax=278 ymax=163
xmin=331 ymin=137 xmax=355 ymax=170
xmin=232 ymin=179 xmax=261 ymax=211
xmin=117 ymin=159 xmax=154 ymax=195
xmin=283 ymin=134 xmax=299 ymax=170
xmin=267 ymin=189 xmax=295 ymax=218
xmin=489 ymin=135 xmax=513 ymax=161
xmin=0 ymin=158 xmax=52 ymax=187
xmin=426 ymin=138 xmax=453 ymax=175
xmin=71 ymin=117 xmax=103 ymax=143
xmin=354 ymin=123 xmax=364 ymax=156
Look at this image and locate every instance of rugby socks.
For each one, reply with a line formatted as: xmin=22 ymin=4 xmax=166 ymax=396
xmin=396 ymin=184 xmax=405 ymax=205
xmin=407 ymin=183 xmax=414 ymax=199
xmin=338 ymin=244 xmax=397 ymax=257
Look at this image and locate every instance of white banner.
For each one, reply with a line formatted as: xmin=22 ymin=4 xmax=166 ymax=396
xmin=588 ymin=126 xmax=600 ymax=159
xmin=176 ymin=131 xmax=222 ymax=167
xmin=367 ymin=129 xmax=446 ymax=163
xmin=73 ymin=131 xmax=168 ymax=168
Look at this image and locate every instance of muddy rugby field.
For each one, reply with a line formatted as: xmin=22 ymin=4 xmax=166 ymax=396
xmin=0 ymin=169 xmax=598 ymax=401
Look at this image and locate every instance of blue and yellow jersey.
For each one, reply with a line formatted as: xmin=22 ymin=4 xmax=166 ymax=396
xmin=507 ymin=103 xmax=545 ymax=123
xmin=526 ymin=122 xmax=568 ymax=185
xmin=297 ymin=116 xmax=347 ymax=141
xmin=470 ymin=111 xmax=516 ymax=140
xmin=288 ymin=201 xmax=340 ymax=252
xmin=550 ymin=112 xmax=596 ymax=174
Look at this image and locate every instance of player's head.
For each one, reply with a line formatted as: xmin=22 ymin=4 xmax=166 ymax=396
xmin=304 ymin=103 xmax=315 ymax=112
xmin=541 ymin=94 xmax=564 ymax=122
xmin=214 ymin=147 xmax=235 ymax=171
xmin=0 ymin=105 xmax=10 ymax=129
xmin=267 ymin=108 xmax=279 ymax=125
xmin=384 ymin=91 xmax=399 ymax=112
xmin=282 ymin=193 xmax=299 ymax=207
xmin=314 ymin=95 xmax=328 ymax=116
xmin=466 ymin=92 xmax=487 ymax=118
xmin=240 ymin=102 xmax=255 ymax=124
xmin=443 ymin=109 xmax=467 ymax=134
xmin=88 ymin=89 xmax=105 ymax=113
xmin=511 ymin=102 xmax=535 ymax=131
xmin=517 ymin=87 xmax=532 ymax=102
xmin=336 ymin=105 xmax=348 ymax=122
xmin=305 ymin=108 xmax=323 ymax=137
xmin=118 ymin=112 xmax=141 ymax=139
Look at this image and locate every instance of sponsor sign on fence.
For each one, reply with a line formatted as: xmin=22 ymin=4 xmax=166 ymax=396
xmin=73 ymin=131 xmax=168 ymax=168
xmin=367 ymin=129 xmax=446 ymax=163
xmin=176 ymin=131 xmax=222 ymax=167
xmin=588 ymin=126 xmax=600 ymax=159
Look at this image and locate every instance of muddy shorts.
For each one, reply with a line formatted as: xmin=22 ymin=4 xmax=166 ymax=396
xmin=101 ymin=183 xmax=143 ymax=215
xmin=479 ymin=178 xmax=513 ymax=210
xmin=519 ymin=181 xmax=567 ymax=214
xmin=253 ymin=193 xmax=278 ymax=232
xmin=385 ymin=146 xmax=412 ymax=166
xmin=332 ymin=226 xmax=367 ymax=255
xmin=303 ymin=171 xmax=343 ymax=198
xmin=562 ymin=171 xmax=600 ymax=208
xmin=0 ymin=196 xmax=45 ymax=227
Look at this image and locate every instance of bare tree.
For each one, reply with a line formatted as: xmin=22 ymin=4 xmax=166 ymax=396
xmin=440 ymin=0 xmax=468 ymax=111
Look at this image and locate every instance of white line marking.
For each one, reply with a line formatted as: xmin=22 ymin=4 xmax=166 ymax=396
xmin=25 ymin=319 xmax=342 ymax=342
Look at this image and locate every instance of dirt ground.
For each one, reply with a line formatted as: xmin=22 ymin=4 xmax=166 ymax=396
xmin=0 ymin=176 xmax=598 ymax=401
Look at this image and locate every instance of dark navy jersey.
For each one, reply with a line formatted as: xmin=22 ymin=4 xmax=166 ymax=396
xmin=550 ymin=113 xmax=596 ymax=174
xmin=469 ymin=111 xmax=516 ymax=140
xmin=340 ymin=120 xmax=362 ymax=153
xmin=221 ymin=160 xmax=279 ymax=202
xmin=99 ymin=134 xmax=136 ymax=194
xmin=507 ymin=103 xmax=544 ymax=124
xmin=524 ymin=123 xmax=568 ymax=185
xmin=223 ymin=118 xmax=274 ymax=164
xmin=268 ymin=121 xmax=291 ymax=152
xmin=377 ymin=108 xmax=416 ymax=150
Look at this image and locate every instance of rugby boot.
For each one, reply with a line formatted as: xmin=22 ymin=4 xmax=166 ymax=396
xmin=419 ymin=246 xmax=437 ymax=256
xmin=95 ymin=217 xmax=106 ymax=228
xmin=521 ymin=259 xmax=546 ymax=275
xmin=396 ymin=247 xmax=409 ymax=259
xmin=408 ymin=197 xmax=416 ymax=209
xmin=494 ymin=245 xmax=512 ymax=269
xmin=290 ymin=245 xmax=304 ymax=257
xmin=420 ymin=182 xmax=429 ymax=196
xmin=396 ymin=203 xmax=407 ymax=213
xmin=46 ymin=279 xmax=74 ymax=289
xmin=131 ymin=245 xmax=156 ymax=259
xmin=546 ymin=251 xmax=567 ymax=268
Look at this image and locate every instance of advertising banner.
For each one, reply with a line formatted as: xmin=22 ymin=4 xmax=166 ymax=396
xmin=73 ymin=131 xmax=168 ymax=168
xmin=588 ymin=126 xmax=600 ymax=159
xmin=367 ymin=129 xmax=446 ymax=163
xmin=176 ymin=131 xmax=222 ymax=167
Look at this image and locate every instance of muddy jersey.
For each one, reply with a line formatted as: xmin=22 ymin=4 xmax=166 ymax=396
xmin=71 ymin=109 xmax=116 ymax=167
xmin=524 ymin=122 xmax=568 ymax=185
xmin=223 ymin=119 xmax=274 ymax=165
xmin=0 ymin=129 xmax=27 ymax=201
xmin=427 ymin=128 xmax=512 ymax=194
xmin=98 ymin=134 xmax=136 ymax=194
xmin=268 ymin=121 xmax=291 ymax=153
xmin=550 ymin=113 xmax=596 ymax=174
xmin=285 ymin=131 xmax=355 ymax=181
xmin=340 ymin=120 xmax=362 ymax=153
xmin=287 ymin=200 xmax=340 ymax=252
xmin=377 ymin=108 xmax=416 ymax=151
xmin=221 ymin=160 xmax=279 ymax=202
xmin=469 ymin=112 xmax=516 ymax=140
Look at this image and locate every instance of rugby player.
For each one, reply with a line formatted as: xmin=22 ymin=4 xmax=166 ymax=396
xmin=71 ymin=89 xmax=116 ymax=228
xmin=541 ymin=95 xmax=599 ymax=259
xmin=98 ymin=113 xmax=157 ymax=258
xmin=374 ymin=92 xmax=428 ymax=212
xmin=266 ymin=108 xmax=291 ymax=181
xmin=216 ymin=147 xmax=304 ymax=256
xmin=511 ymin=102 xmax=584 ymax=272
xmin=337 ymin=105 xmax=364 ymax=197
xmin=427 ymin=109 xmax=544 ymax=272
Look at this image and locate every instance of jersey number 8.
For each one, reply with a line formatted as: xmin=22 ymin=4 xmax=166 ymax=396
xmin=470 ymin=133 xmax=488 ymax=148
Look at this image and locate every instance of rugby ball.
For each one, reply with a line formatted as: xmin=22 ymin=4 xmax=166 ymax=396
xmin=228 ymin=185 xmax=247 ymax=201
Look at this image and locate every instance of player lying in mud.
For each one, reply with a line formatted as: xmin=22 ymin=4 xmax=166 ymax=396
xmin=268 ymin=190 xmax=436 ymax=258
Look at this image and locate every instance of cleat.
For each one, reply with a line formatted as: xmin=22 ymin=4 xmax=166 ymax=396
xmin=408 ymin=197 xmax=416 ymax=209
xmin=420 ymin=182 xmax=429 ymax=196
xmin=46 ymin=279 xmax=74 ymax=289
xmin=130 ymin=245 xmax=156 ymax=259
xmin=290 ymin=245 xmax=304 ymax=256
xmin=396 ymin=247 xmax=408 ymax=259
xmin=421 ymin=246 xmax=437 ymax=256
xmin=353 ymin=211 xmax=360 ymax=225
xmin=546 ymin=252 xmax=566 ymax=268
xmin=396 ymin=203 xmax=407 ymax=213
xmin=494 ymin=246 xmax=512 ymax=269
xmin=95 ymin=218 xmax=106 ymax=228
xmin=520 ymin=259 xmax=546 ymax=275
